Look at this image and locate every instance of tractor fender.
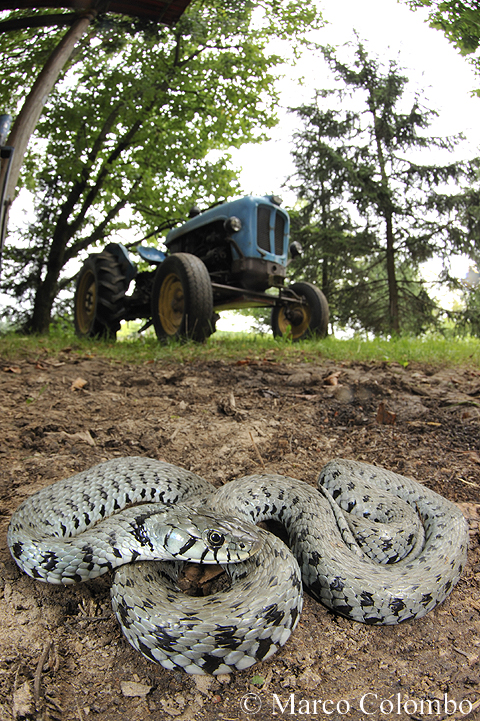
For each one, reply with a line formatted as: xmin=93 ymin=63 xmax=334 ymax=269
xmin=104 ymin=242 xmax=137 ymax=285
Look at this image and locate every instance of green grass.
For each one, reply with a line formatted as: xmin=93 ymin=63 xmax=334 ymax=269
xmin=1 ymin=326 xmax=480 ymax=367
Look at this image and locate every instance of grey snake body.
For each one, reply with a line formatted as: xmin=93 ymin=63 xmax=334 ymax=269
xmin=7 ymin=457 xmax=468 ymax=675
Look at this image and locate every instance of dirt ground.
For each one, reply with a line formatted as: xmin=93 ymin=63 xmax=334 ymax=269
xmin=0 ymin=346 xmax=479 ymax=721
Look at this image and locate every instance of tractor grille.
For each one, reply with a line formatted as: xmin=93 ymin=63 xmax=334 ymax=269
xmin=274 ymin=213 xmax=285 ymax=255
xmin=257 ymin=206 xmax=271 ymax=253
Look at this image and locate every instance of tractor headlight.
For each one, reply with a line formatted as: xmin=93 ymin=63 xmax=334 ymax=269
xmin=289 ymin=241 xmax=303 ymax=259
xmin=224 ymin=216 xmax=242 ymax=233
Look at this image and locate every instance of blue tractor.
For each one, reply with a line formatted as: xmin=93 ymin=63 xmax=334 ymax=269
xmin=74 ymin=195 xmax=329 ymax=342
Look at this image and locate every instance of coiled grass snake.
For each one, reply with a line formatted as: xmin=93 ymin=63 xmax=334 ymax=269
xmin=7 ymin=457 xmax=468 ymax=675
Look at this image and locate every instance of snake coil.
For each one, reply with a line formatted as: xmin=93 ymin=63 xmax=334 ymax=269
xmin=8 ymin=457 xmax=468 ymax=675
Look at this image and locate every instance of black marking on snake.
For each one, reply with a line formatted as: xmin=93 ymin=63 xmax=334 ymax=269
xmin=263 ymin=603 xmax=284 ymax=626
xmin=74 ymin=517 xmax=80 ymax=529
xmin=201 ymin=654 xmax=227 ymax=674
xmin=290 ymin=606 xmax=300 ymax=626
xmin=213 ymin=625 xmax=242 ymax=647
xmin=60 ymin=523 xmax=67 ymax=536
xmin=335 ymin=602 xmax=354 ymax=616
xmin=116 ymin=599 xmax=134 ymax=628
xmin=129 ymin=514 xmax=155 ymax=551
xmin=11 ymin=541 xmax=23 ymax=560
xmin=360 ymin=591 xmax=374 ymax=607
xmin=389 ymin=598 xmax=406 ymax=615
xmin=81 ymin=545 xmax=94 ymax=564
xmin=364 ymin=615 xmax=383 ymax=625
xmin=178 ymin=536 xmax=198 ymax=556
xmin=41 ymin=552 xmax=59 ymax=571
xmin=199 ymin=546 xmax=211 ymax=563
xmin=346 ymin=500 xmax=356 ymax=512
xmin=330 ymin=577 xmax=345 ymax=593
xmin=257 ymin=638 xmax=275 ymax=660
xmin=421 ymin=592 xmax=433 ymax=607
xmin=141 ymin=598 xmax=156 ymax=610
xmin=153 ymin=627 xmax=185 ymax=652
xmin=291 ymin=572 xmax=302 ymax=590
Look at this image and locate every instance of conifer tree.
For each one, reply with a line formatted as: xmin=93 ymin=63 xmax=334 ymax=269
xmin=289 ymin=41 xmax=478 ymax=334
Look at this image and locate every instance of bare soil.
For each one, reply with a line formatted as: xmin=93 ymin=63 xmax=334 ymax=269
xmin=0 ymin=347 xmax=479 ymax=721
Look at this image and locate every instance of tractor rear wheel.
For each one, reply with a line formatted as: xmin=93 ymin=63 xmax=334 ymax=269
xmin=74 ymin=251 xmax=128 ymax=339
xmin=151 ymin=253 xmax=214 ymax=343
xmin=271 ymin=282 xmax=329 ymax=341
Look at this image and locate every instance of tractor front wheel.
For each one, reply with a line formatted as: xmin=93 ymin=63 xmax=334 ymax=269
xmin=151 ymin=253 xmax=214 ymax=343
xmin=272 ymin=282 xmax=329 ymax=341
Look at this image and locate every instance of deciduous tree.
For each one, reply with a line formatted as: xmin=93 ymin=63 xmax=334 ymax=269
xmin=0 ymin=0 xmax=322 ymax=332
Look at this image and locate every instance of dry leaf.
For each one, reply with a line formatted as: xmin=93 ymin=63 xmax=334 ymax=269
xmin=2 ymin=365 xmax=21 ymax=374
xmin=324 ymin=372 xmax=341 ymax=386
xmin=71 ymin=377 xmax=88 ymax=391
xmin=468 ymin=451 xmax=480 ymax=465
xmin=376 ymin=401 xmax=396 ymax=425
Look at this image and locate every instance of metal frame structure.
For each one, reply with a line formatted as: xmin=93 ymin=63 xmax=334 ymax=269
xmin=0 ymin=0 xmax=193 ymax=284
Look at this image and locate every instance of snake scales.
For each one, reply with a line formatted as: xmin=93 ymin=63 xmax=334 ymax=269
xmin=8 ymin=457 xmax=468 ymax=675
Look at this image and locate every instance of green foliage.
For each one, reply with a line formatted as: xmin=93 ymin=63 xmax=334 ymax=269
xmin=404 ymin=1 xmax=480 ymax=92
xmin=287 ymin=41 xmax=479 ymax=335
xmin=405 ymin=1 xmax=480 ymax=55
xmin=0 ymin=0 xmax=323 ymax=332
xmin=2 ymin=322 xmax=480 ymax=368
xmin=458 ymin=283 xmax=480 ymax=336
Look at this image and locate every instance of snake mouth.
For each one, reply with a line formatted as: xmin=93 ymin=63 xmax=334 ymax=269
xmin=232 ymin=534 xmax=263 ymax=561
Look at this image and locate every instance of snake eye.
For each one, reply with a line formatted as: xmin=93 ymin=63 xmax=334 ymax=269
xmin=206 ymin=530 xmax=225 ymax=548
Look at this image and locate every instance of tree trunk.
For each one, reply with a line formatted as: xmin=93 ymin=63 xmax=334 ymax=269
xmin=385 ymin=213 xmax=399 ymax=334
xmin=28 ymin=283 xmax=56 ymax=334
xmin=27 ymin=227 xmax=69 ymax=333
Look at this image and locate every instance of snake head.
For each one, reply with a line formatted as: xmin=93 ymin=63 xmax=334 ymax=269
xmin=144 ymin=506 xmax=262 ymax=564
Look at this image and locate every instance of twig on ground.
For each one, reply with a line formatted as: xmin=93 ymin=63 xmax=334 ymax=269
xmin=249 ymin=431 xmax=265 ymax=469
xmin=34 ymin=640 xmax=52 ymax=707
